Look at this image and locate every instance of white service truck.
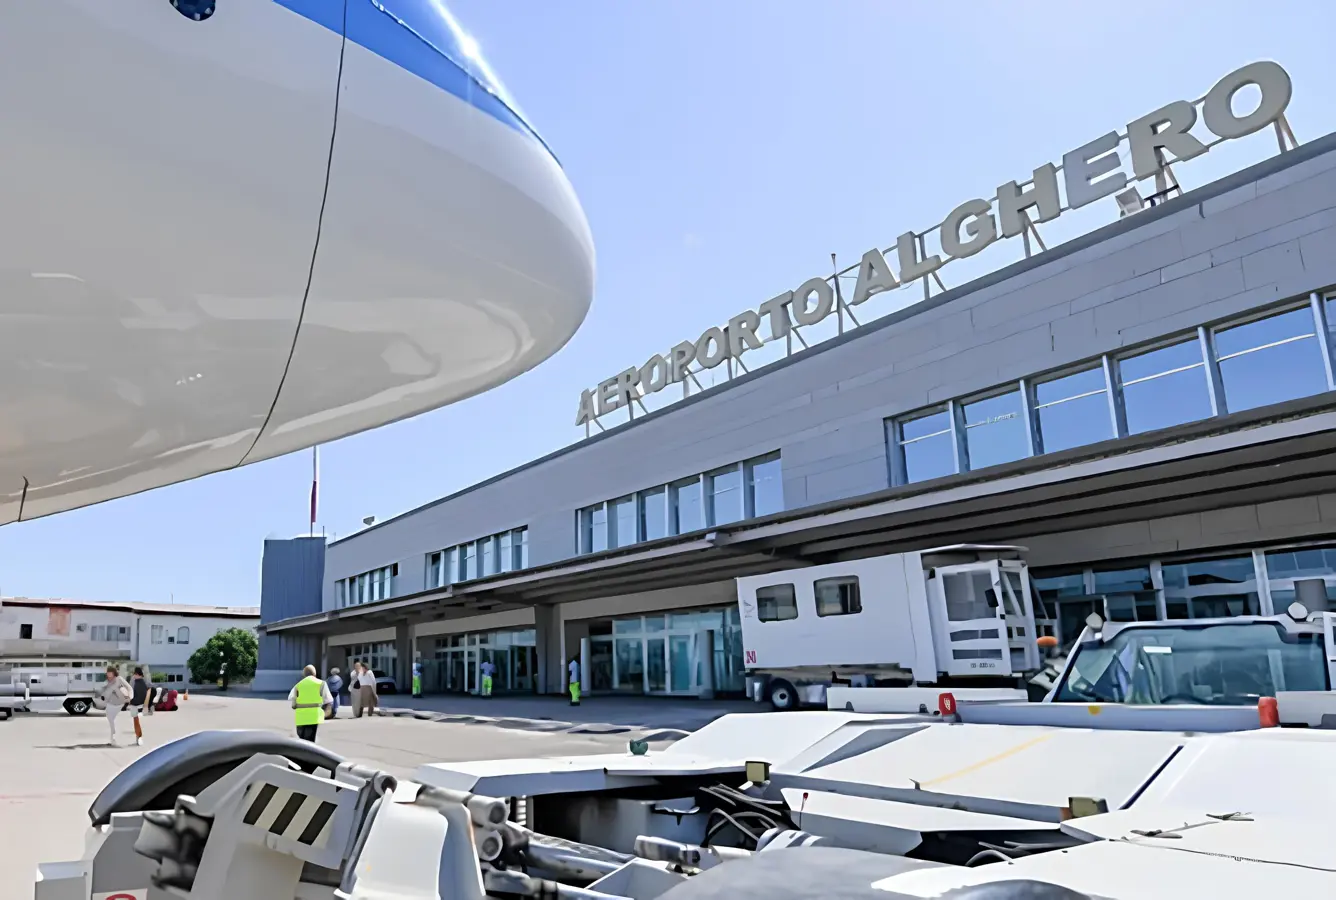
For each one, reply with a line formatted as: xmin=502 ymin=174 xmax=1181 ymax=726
xmin=736 ymin=544 xmax=1054 ymax=709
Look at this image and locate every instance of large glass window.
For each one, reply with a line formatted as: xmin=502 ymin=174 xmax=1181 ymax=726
xmin=671 ymin=477 xmax=704 ymax=534
xmin=1215 ymin=307 xmax=1328 ymax=413
xmin=1034 ymin=367 xmax=1111 ymax=453
xmin=1119 ymin=339 xmax=1212 ymax=434
xmin=961 ymin=389 xmax=1028 ymax=470
xmin=462 ymin=543 xmax=478 ymax=580
xmin=896 ymin=408 xmax=956 ymax=484
xmin=746 ymin=453 xmax=783 ymax=517
xmin=499 ymin=531 xmax=514 ymax=573
xmin=518 ymin=528 xmax=529 ymax=568
xmin=1265 ymin=545 xmax=1336 ymax=580
xmin=582 ymin=504 xmax=608 ymax=554
xmin=481 ymin=537 xmax=497 ymax=576
xmin=1161 ymin=555 xmax=1260 ymax=619
xmin=707 ymin=465 xmax=743 ymax=526
xmin=1092 ymin=566 xmax=1158 ymax=622
xmin=756 ymin=584 xmax=798 ymax=622
xmin=611 ymin=495 xmax=637 ymax=548
xmin=641 ymin=487 xmax=668 ymax=541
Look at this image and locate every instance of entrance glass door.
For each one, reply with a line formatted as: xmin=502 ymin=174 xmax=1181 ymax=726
xmin=668 ymin=634 xmax=693 ymax=693
xmin=646 ymin=638 xmax=666 ymax=692
xmin=614 ymin=638 xmax=643 ymax=691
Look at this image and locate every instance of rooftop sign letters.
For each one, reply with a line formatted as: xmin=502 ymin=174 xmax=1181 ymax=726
xmin=575 ymin=61 xmax=1294 ymax=428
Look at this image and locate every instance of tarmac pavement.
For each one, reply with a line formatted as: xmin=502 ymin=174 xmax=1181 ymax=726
xmin=0 ymin=692 xmax=748 ymax=899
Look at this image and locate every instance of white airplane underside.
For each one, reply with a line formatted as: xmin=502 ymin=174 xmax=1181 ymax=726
xmin=0 ymin=0 xmax=595 ymax=521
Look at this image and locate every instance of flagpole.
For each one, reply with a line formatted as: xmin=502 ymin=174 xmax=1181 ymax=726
xmin=310 ymin=445 xmax=319 ymax=538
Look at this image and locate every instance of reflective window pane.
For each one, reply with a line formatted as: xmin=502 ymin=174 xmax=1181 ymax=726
xmin=1092 ymin=566 xmax=1157 ymax=622
xmin=583 ymin=505 xmax=608 ymax=554
xmin=612 ymin=495 xmax=637 ymax=548
xmin=1035 ymin=367 xmax=1111 ymax=454
xmin=756 ymin=585 xmax=798 ymax=622
xmin=1120 ymin=340 xmax=1212 ymax=434
xmin=815 ymin=577 xmax=862 ymax=617
xmin=518 ymin=528 xmax=529 ymax=568
xmin=641 ymin=488 xmax=668 ymax=541
xmin=671 ymin=478 xmax=704 ymax=534
xmin=962 ymin=389 xmax=1028 ymax=470
xmin=1265 ymin=545 xmax=1336 ymax=580
xmin=1216 ymin=308 xmax=1327 ymax=413
xmin=707 ymin=465 xmax=743 ymax=526
xmin=481 ymin=537 xmax=497 ymax=576
xmin=1161 ymin=555 xmax=1260 ymax=619
xmin=894 ymin=410 xmax=956 ymax=484
xmin=499 ymin=532 xmax=514 ymax=573
xmin=747 ymin=453 xmax=784 ymax=517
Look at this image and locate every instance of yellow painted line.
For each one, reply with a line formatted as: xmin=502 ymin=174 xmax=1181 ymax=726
xmin=917 ymin=732 xmax=1057 ymax=789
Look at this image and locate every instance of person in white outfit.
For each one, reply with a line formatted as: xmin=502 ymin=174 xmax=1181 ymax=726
xmin=99 ymin=665 xmax=132 ymax=746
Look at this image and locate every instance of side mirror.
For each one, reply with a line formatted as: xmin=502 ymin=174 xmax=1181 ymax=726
xmin=1085 ymin=612 xmax=1105 ymax=634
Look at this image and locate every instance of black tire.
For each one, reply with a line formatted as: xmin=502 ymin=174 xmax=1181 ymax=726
xmin=1 ymin=708 xmax=11 ymax=720
xmin=64 ymin=697 xmax=92 ymax=716
xmin=768 ymin=679 xmax=800 ymax=711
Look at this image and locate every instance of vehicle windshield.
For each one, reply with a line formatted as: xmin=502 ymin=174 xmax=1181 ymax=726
xmin=1053 ymin=621 xmax=1329 ymax=705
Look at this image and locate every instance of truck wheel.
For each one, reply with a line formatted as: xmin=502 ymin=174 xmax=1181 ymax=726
xmin=64 ymin=698 xmax=92 ymax=716
xmin=1 ymin=708 xmax=11 ymax=720
xmin=768 ymin=680 xmax=799 ymax=711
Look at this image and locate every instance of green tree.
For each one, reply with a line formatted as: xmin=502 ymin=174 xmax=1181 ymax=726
xmin=187 ymin=628 xmax=258 ymax=688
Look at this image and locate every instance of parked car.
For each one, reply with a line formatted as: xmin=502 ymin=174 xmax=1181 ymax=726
xmin=375 ymin=674 xmax=397 ymax=695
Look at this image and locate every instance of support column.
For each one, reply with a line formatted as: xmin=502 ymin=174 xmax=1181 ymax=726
xmin=533 ymin=605 xmax=558 ymax=694
xmin=579 ymin=637 xmax=590 ymax=696
xmin=394 ymin=621 xmax=413 ymax=692
xmin=696 ymin=630 xmax=716 ymax=700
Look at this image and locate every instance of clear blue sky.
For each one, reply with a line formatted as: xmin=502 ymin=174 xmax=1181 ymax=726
xmin=2 ymin=0 xmax=1333 ymax=607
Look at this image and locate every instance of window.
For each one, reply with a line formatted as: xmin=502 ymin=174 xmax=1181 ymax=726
xmin=1215 ymin=307 xmax=1328 ymax=413
xmin=611 ymin=495 xmax=637 ymax=548
xmin=671 ymin=477 xmax=704 ymax=534
xmin=177 ymin=626 xmax=190 ymax=645
xmin=1092 ymin=566 xmax=1158 ymax=622
xmin=895 ymin=408 xmax=955 ymax=484
xmin=1119 ymin=339 xmax=1212 ymax=434
xmin=518 ymin=528 xmax=529 ymax=568
xmin=151 ymin=624 xmax=164 ymax=644
xmin=463 ymin=542 xmax=478 ymax=580
xmin=481 ymin=537 xmax=497 ymax=576
xmin=756 ymin=584 xmax=798 ymax=622
xmin=1034 ymin=367 xmax=1111 ymax=453
xmin=1265 ymin=545 xmax=1336 ymax=580
xmin=746 ymin=453 xmax=783 ymax=517
xmin=641 ymin=487 xmax=668 ymax=541
xmin=961 ymin=389 xmax=1028 ymax=470
xmin=1162 ymin=555 xmax=1261 ymax=620
xmin=815 ymin=576 xmax=862 ymax=617
xmin=706 ymin=465 xmax=743 ymax=526
xmin=499 ymin=531 xmax=514 ymax=573
xmin=581 ymin=504 xmax=608 ymax=554
xmin=19 ymin=623 xmax=31 ymax=639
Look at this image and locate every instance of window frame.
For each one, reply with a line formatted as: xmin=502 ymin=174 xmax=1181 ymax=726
xmin=755 ymin=583 xmax=799 ymax=623
xmin=814 ymin=575 xmax=863 ymax=618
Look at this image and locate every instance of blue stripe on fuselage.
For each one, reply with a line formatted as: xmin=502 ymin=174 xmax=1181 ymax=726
xmin=271 ymin=0 xmax=555 ymax=162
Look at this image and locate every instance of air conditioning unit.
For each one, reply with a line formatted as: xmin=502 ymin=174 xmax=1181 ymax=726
xmin=76 ymin=623 xmax=87 ymax=633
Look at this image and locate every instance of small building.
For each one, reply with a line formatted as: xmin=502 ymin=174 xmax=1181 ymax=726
xmin=0 ymin=597 xmax=259 ymax=684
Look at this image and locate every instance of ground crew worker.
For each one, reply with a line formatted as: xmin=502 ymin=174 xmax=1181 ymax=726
xmin=480 ymin=658 xmax=495 ymax=696
xmin=567 ymin=656 xmax=581 ymax=706
xmin=289 ymin=665 xmax=333 ymax=742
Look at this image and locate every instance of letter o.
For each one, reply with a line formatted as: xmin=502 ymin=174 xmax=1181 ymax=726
xmin=639 ymin=354 xmax=670 ymax=394
xmin=1202 ymin=61 xmax=1292 ymax=140
xmin=791 ymin=277 xmax=834 ymax=327
xmin=695 ymin=327 xmax=728 ymax=368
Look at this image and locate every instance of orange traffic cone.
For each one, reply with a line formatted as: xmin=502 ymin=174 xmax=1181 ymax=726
xmin=183 ymin=689 xmax=189 ymax=701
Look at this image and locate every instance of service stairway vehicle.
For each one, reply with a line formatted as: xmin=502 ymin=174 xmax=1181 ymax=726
xmin=0 ymin=658 xmax=147 ymax=716
xmin=737 ymin=545 xmax=1054 ymax=709
xmin=35 ymin=652 xmax=1336 ymax=900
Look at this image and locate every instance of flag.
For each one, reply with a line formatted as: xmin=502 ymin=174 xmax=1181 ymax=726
xmin=310 ymin=445 xmax=319 ymax=535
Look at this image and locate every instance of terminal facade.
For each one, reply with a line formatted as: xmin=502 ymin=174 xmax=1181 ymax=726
xmin=257 ymin=134 xmax=1336 ymax=698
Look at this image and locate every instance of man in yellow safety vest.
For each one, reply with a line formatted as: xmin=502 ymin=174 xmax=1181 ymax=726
xmin=289 ymin=665 xmax=333 ymax=742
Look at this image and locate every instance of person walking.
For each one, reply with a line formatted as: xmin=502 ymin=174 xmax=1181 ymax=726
xmin=567 ymin=656 xmax=581 ymax=706
xmin=99 ymin=665 xmax=132 ymax=746
xmin=128 ymin=667 xmax=151 ymax=746
xmin=325 ymin=667 xmax=344 ymax=719
xmin=362 ymin=664 xmax=379 ymax=715
xmin=288 ymin=665 xmax=333 ymax=742
xmin=480 ymin=658 xmax=495 ymax=697
xmin=350 ymin=661 xmax=365 ymax=718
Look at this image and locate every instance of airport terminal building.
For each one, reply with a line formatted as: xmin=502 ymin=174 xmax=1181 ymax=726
xmin=257 ymin=119 xmax=1336 ymax=698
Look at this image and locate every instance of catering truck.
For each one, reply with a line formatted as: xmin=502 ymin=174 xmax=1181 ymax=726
xmin=737 ymin=545 xmax=1050 ymax=709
